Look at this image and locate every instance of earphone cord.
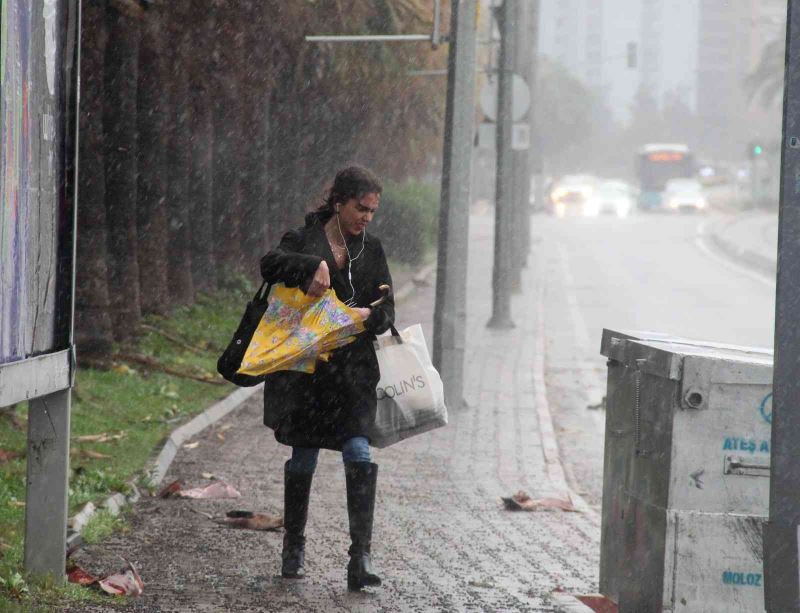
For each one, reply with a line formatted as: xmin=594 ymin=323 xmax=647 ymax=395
xmin=336 ymin=215 xmax=366 ymax=307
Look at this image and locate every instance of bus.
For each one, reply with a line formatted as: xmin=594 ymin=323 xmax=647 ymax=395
xmin=636 ymin=144 xmax=696 ymax=210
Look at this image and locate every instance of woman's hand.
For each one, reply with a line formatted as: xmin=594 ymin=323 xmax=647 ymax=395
xmin=307 ymin=260 xmax=330 ymax=297
xmin=353 ymin=307 xmax=371 ymax=321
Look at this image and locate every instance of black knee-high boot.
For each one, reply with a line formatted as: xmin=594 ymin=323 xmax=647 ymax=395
xmin=344 ymin=462 xmax=382 ymax=591
xmin=282 ymin=461 xmax=313 ymax=578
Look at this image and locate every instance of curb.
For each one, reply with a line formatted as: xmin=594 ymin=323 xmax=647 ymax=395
xmin=66 ymin=265 xmax=432 ymax=549
xmin=703 ymin=216 xmax=776 ymax=278
xmin=534 ymin=258 xmax=598 ymax=519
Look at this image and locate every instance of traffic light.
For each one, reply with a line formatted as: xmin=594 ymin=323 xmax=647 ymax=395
xmin=748 ymin=142 xmax=764 ymax=159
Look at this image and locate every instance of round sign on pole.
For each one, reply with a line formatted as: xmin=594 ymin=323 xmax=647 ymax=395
xmin=479 ymin=74 xmax=530 ymax=122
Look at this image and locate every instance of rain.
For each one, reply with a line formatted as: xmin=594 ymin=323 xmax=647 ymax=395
xmin=0 ymin=0 xmax=796 ymax=611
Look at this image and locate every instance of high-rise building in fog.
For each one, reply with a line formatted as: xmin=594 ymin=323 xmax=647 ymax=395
xmin=695 ymin=0 xmax=784 ymax=159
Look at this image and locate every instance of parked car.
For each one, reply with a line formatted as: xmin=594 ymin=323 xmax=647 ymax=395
xmin=663 ymin=178 xmax=707 ymax=212
xmin=583 ymin=180 xmax=636 ymax=218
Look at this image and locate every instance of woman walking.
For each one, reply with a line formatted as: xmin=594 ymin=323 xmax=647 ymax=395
xmin=259 ymin=165 xmax=394 ymax=591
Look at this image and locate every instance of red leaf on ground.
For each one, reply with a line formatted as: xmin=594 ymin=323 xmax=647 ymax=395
xmin=0 ymin=449 xmax=20 ymax=463
xmin=577 ymin=594 xmax=619 ymax=613
xmin=157 ymin=479 xmax=183 ymax=499
xmin=501 ymin=490 xmax=576 ymax=512
xmin=67 ymin=565 xmax=98 ymax=586
xmin=98 ymin=560 xmax=144 ymax=597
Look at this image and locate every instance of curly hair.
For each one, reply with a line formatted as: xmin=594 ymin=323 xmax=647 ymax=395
xmin=317 ymin=165 xmax=383 ymax=219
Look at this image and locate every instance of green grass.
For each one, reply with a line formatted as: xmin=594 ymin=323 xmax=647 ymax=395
xmin=0 ymin=280 xmax=251 ymax=608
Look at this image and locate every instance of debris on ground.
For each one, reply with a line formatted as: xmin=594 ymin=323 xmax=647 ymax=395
xmin=183 ymin=441 xmax=200 ymax=449
xmin=0 ymin=449 xmax=21 ymax=463
xmin=501 ymin=490 xmax=576 ymax=512
xmin=201 ymin=472 xmax=217 ymax=480
xmin=73 ymin=431 xmax=127 ymax=444
xmin=175 ymin=481 xmax=241 ymax=499
xmin=67 ymin=564 xmax=98 ymax=586
xmin=218 ymin=510 xmax=282 ymax=531
xmin=98 ymin=559 xmax=144 ymax=597
xmin=157 ymin=479 xmax=184 ymax=498
xmin=71 ymin=448 xmax=113 ymax=460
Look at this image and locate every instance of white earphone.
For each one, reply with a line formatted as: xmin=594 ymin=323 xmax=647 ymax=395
xmin=335 ymin=203 xmax=365 ymax=307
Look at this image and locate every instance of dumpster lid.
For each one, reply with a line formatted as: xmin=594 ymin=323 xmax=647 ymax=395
xmin=601 ymin=329 xmax=773 ymax=383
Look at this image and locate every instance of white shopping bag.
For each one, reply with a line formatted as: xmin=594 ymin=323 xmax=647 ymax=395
xmin=368 ymin=324 xmax=448 ymax=448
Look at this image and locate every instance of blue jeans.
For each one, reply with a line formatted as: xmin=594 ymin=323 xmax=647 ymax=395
xmin=287 ymin=436 xmax=371 ymax=474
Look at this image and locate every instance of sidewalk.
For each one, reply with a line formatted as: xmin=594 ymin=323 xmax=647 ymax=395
xmin=69 ymin=211 xmax=600 ymax=612
xmin=707 ymin=211 xmax=778 ymax=276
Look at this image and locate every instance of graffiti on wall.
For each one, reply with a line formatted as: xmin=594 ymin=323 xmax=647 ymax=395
xmin=0 ymin=0 xmax=61 ymax=365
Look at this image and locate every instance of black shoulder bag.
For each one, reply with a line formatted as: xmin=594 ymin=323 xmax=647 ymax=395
xmin=217 ymin=282 xmax=271 ymax=386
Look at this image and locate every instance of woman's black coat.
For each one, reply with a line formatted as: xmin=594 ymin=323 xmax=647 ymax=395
xmin=259 ymin=211 xmax=395 ymax=450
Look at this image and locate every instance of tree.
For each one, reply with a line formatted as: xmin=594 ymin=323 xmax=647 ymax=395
xmin=103 ymin=3 xmax=143 ymax=341
xmin=136 ymin=4 xmax=170 ymax=315
xmin=75 ymin=0 xmax=114 ymax=356
xmin=746 ymin=37 xmax=785 ymax=109
xmin=164 ymin=0 xmax=195 ymax=304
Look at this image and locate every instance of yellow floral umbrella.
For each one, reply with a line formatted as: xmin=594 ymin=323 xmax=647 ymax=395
xmin=237 ymin=284 xmax=366 ymax=376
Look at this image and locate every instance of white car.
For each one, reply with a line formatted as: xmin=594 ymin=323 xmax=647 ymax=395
xmin=663 ymin=178 xmax=707 ymax=212
xmin=583 ymin=180 xmax=636 ymax=218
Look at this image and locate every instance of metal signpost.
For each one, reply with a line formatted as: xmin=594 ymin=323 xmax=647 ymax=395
xmin=765 ymin=2 xmax=800 ymax=610
xmin=0 ymin=0 xmax=81 ymax=580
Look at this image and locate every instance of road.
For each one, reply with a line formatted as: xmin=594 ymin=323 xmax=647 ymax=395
xmin=534 ymin=212 xmax=776 ymax=509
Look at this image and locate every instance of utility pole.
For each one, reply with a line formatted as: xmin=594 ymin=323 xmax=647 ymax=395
xmin=764 ymin=2 xmax=800 ymax=610
xmin=487 ymin=0 xmax=515 ymax=329
xmin=432 ymin=0 xmax=478 ymax=409
xmin=509 ymin=0 xmax=536 ymax=290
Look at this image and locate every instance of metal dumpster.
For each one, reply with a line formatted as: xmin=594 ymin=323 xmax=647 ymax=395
xmin=599 ymin=329 xmax=773 ymax=613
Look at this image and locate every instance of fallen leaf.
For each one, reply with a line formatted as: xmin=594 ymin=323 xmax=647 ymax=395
xmin=183 ymin=441 xmax=200 ymax=450
xmin=111 ymin=364 xmax=138 ymax=376
xmin=67 ymin=565 xmax=97 ymax=586
xmin=176 ymin=481 xmax=241 ymax=500
xmin=501 ymin=490 xmax=576 ymax=512
xmin=0 ymin=449 xmax=20 ymax=463
xmin=221 ymin=511 xmax=282 ymax=531
xmin=216 ymin=432 xmax=226 ymax=441
xmin=157 ymin=479 xmax=183 ymax=499
xmin=98 ymin=560 xmax=144 ymax=597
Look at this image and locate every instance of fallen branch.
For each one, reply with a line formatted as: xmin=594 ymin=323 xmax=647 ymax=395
xmin=113 ymin=353 xmax=226 ymax=385
xmin=139 ymin=324 xmax=210 ymax=356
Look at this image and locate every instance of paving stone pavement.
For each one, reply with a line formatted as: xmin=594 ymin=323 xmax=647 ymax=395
xmin=70 ymin=211 xmax=600 ymax=612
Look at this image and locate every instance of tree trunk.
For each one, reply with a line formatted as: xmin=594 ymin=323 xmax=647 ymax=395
xmin=239 ymin=1 xmax=272 ymax=269
xmin=164 ymin=0 xmax=195 ymax=304
xmin=210 ymin=1 xmax=245 ymax=284
xmin=136 ymin=6 xmax=170 ymax=315
xmin=103 ymin=5 xmax=142 ymax=341
xmin=75 ymin=0 xmax=114 ymax=357
xmin=187 ymin=8 xmax=216 ymax=294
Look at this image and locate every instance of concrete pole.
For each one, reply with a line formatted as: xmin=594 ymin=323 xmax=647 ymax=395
xmin=510 ymin=0 xmax=535 ymax=290
xmin=764 ymin=2 xmax=800 ymax=610
xmin=432 ymin=0 xmax=478 ymax=410
xmin=487 ymin=0 xmax=515 ymax=329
